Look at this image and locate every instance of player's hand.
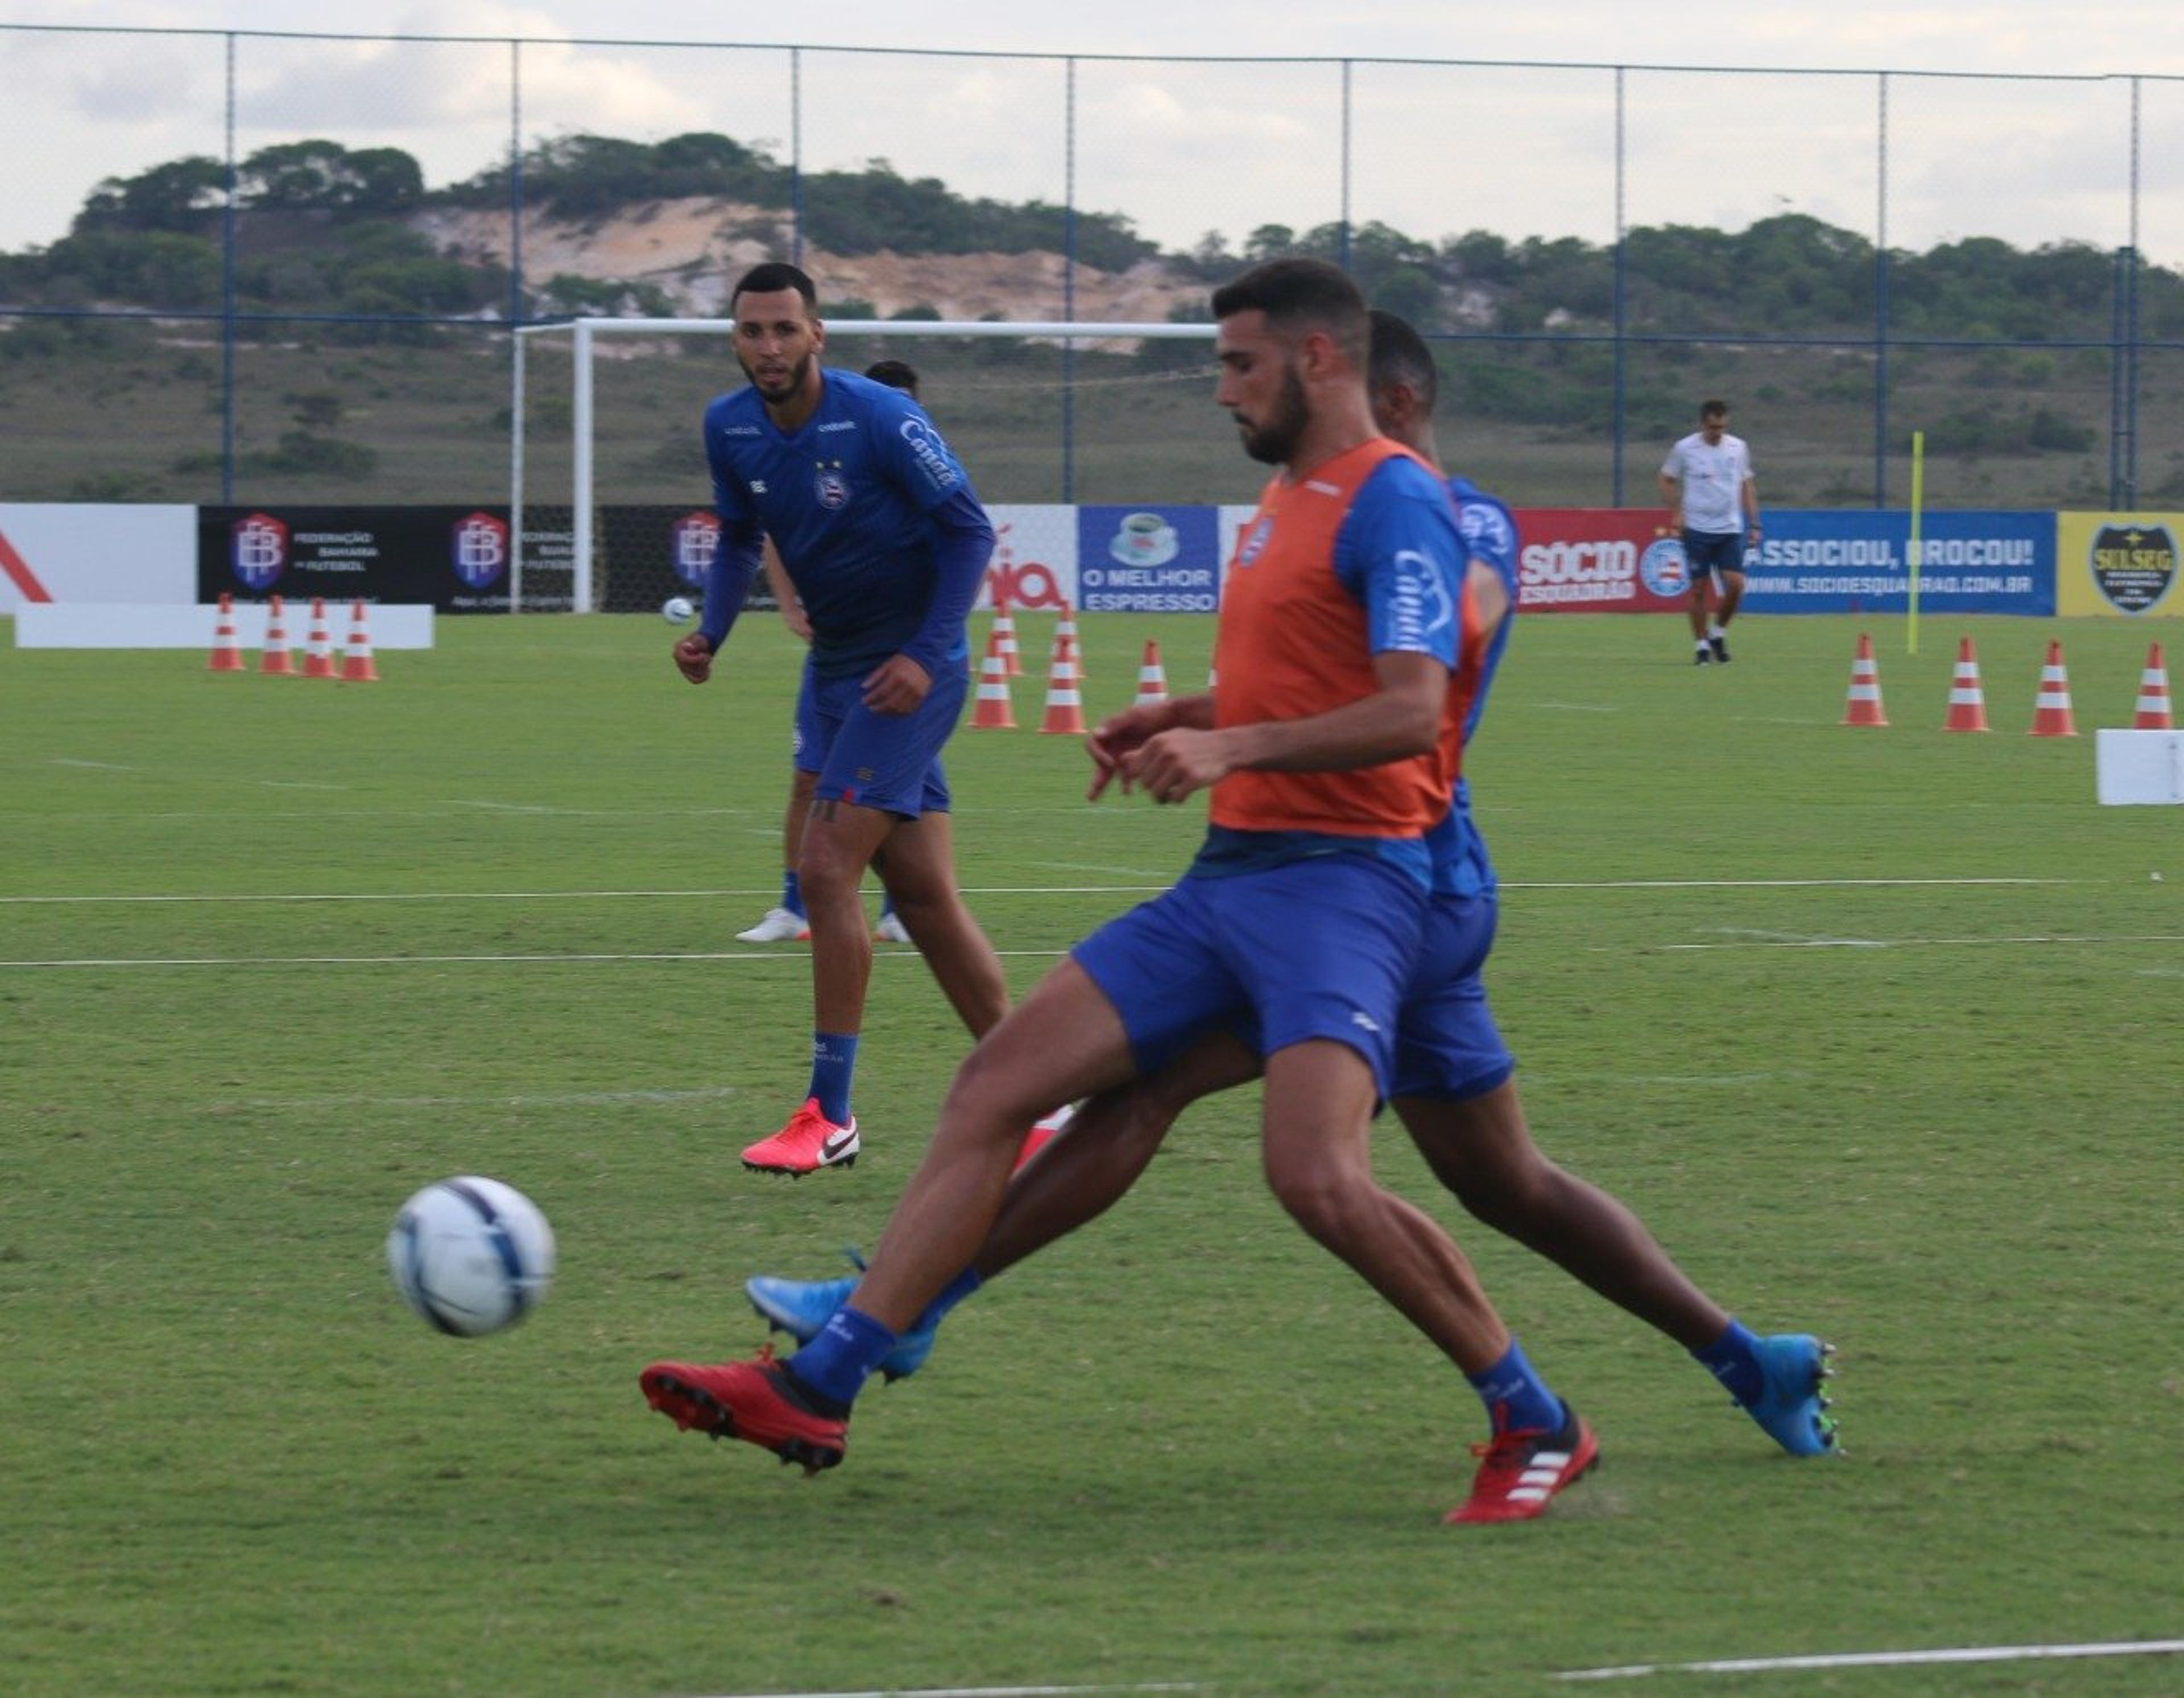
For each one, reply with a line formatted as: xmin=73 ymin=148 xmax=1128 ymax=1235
xmin=777 ymin=600 xmax=813 ymax=643
xmin=862 ymin=653 xmax=932 ymax=715
xmin=1086 ymin=701 xmax=1182 ymax=799
xmin=1122 ymin=727 xmax=1239 ymax=805
xmin=673 ymin=632 xmax=715 ymax=684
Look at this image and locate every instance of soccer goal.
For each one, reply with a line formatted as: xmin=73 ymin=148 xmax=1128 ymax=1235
xmin=508 ymin=316 xmax=1220 ymax=613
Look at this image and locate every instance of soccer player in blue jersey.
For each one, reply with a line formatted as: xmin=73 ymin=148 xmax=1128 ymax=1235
xmin=641 ymin=261 xmax=1608 ymax=1521
xmin=734 ymin=310 xmax=1838 ymax=1521
xmin=738 ymin=360 xmax=925 ymax=949
xmin=675 ymin=265 xmax=1011 ymax=1175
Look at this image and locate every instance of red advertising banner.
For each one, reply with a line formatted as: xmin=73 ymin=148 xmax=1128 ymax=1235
xmin=1512 ymin=509 xmax=1693 ymax=614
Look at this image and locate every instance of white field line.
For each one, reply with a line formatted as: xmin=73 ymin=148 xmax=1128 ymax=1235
xmin=1557 ymin=1637 xmax=2184 ymax=1681
xmin=696 ymin=1685 xmax=1201 ymax=1698
xmin=0 ymin=876 xmax=2070 ymax=907
xmin=0 ymin=949 xmax=1077 ymax=970
xmin=246 ymin=1085 xmax=743 ymax=1110
xmin=1661 ymin=933 xmax=2184 ymax=952
xmin=11 ymin=932 xmax=2183 ymax=972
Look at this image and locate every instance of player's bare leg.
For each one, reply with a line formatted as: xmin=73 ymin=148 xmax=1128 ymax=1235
xmin=1259 ymin=1040 xmax=1508 ymax=1374
xmin=739 ymin=795 xmax=896 ymax=1175
xmin=739 ymin=768 xmax=821 ymax=942
xmin=795 ymin=796 xmax=896 ymax=1034
xmin=849 ymin=960 xmax=1138 ymax=1332
xmin=783 ymin=767 xmax=817 ymax=865
xmin=1396 ymin=1080 xmax=1728 ymax=1349
xmin=872 ymin=809 xmax=1008 ymax=1039
xmin=977 ymin=1031 xmax=1260 ymax=1276
xmin=1714 ymin=567 xmax=1745 ymax=629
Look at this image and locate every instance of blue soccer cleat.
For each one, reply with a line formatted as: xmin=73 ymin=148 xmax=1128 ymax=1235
xmin=744 ymin=1257 xmax=937 ymax=1383
xmin=1741 ymin=1333 xmax=1839 ymax=1456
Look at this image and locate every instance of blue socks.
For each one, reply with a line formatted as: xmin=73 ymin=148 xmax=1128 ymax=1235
xmin=809 ymin=1031 xmax=859 ymax=1126
xmin=1467 ymin=1338 xmax=1564 ymax=1436
xmin=787 ymin=1305 xmax=897 ymax=1408
xmin=1693 ymin=1317 xmax=1766 ymax=1404
xmin=781 ymin=869 xmax=804 ymax=918
xmin=924 ymin=1265 xmax=982 ymax=1327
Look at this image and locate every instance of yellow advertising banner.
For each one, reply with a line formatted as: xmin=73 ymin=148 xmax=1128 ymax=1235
xmin=2057 ymin=513 xmax=2184 ymax=616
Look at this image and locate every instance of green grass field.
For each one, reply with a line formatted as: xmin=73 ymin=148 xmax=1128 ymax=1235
xmin=3 ymin=609 xmax=2180 ymax=1696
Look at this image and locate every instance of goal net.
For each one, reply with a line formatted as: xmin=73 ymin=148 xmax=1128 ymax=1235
xmin=509 ymin=317 xmax=1222 ymax=614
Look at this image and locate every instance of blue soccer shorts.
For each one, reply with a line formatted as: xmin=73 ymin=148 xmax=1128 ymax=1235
xmin=1388 ymin=892 xmax=1517 ymax=1102
xmin=1681 ymin=528 xmax=1746 ymax=583
xmin=1070 ymin=852 xmax=1429 ymax=1098
xmin=797 ymin=662 xmax=966 ymax=819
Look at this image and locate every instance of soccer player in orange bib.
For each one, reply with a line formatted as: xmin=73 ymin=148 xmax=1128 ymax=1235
xmin=641 ymin=260 xmax=1594 ymax=1514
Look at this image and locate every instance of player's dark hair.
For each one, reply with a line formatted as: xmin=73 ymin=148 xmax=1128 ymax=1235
xmin=732 ymin=262 xmax=818 ymax=313
xmin=863 ymin=358 xmax=920 ymax=398
xmin=1211 ymin=257 xmax=1369 ymax=368
xmin=1700 ymin=398 xmax=1730 ymax=420
xmin=1368 ymin=309 xmax=1438 ymax=415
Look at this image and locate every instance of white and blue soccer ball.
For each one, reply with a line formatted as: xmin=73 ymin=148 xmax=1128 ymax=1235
xmin=387 ymin=1176 xmax=555 ymax=1337
xmin=661 ymin=595 xmax=696 ymax=625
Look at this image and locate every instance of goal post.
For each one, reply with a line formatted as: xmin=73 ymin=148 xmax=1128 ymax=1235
xmin=510 ymin=316 xmax=1219 ymax=614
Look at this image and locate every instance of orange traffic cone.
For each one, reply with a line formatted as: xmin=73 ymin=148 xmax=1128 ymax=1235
xmin=208 ymin=592 xmax=245 ymax=672
xmin=1840 ymin=633 xmax=1887 ymax=726
xmin=1055 ymin=598 xmax=1079 ymax=660
xmin=2028 ymin=640 xmax=2075 ymax=736
xmin=1040 ymin=638 xmax=1087 ymax=734
xmin=301 ymin=597 xmax=336 ymax=678
xmin=2133 ymin=642 xmax=2174 ymax=729
xmin=991 ymin=602 xmax=1021 ymax=678
xmin=1942 ymin=636 xmax=1989 ymax=732
xmin=1134 ymin=639 xmax=1169 ymax=707
xmin=969 ymin=630 xmax=1016 ymax=729
xmin=258 ymin=594 xmax=295 ymax=676
xmin=338 ymin=598 xmax=380 ymax=683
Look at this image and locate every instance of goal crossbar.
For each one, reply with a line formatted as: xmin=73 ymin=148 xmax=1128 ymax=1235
xmin=509 ymin=316 xmax=1218 ymax=611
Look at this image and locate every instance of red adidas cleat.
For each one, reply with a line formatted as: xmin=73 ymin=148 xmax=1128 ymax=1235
xmin=742 ymin=1097 xmax=859 ymax=1176
xmin=1445 ymin=1407 xmax=1599 ymax=1525
xmin=639 ymin=1345 xmax=848 ymax=1474
xmin=1012 ymin=1102 xmax=1076 ymax=1172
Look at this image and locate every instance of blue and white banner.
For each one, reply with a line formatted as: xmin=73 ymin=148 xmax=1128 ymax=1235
xmin=1074 ymin=505 xmax=1221 ymax=613
xmin=1740 ymin=510 xmax=2055 ymax=615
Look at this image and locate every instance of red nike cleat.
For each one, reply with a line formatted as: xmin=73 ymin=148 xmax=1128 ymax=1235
xmin=639 ymin=1345 xmax=848 ymax=1474
xmin=742 ymin=1098 xmax=859 ymax=1176
xmin=1445 ymin=1407 xmax=1599 ymax=1525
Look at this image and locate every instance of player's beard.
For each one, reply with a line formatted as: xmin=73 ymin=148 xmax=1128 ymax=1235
xmin=739 ymin=348 xmax=815 ymax=405
xmin=1236 ymin=363 xmax=1309 ymax=466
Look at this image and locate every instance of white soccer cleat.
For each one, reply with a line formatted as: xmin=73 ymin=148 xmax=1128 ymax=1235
xmin=737 ymin=906 xmax=811 ymax=944
xmin=872 ymin=910 xmax=913 ymax=944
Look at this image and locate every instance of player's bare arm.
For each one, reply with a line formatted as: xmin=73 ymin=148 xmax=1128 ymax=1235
xmin=672 ymin=630 xmax=715 ymax=685
xmin=1123 ymin=651 xmax=1446 ymax=806
xmin=1086 ymin=693 xmax=1215 ymax=799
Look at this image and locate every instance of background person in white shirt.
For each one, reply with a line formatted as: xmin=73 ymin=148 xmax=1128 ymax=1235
xmin=1659 ymin=399 xmax=1760 ymax=664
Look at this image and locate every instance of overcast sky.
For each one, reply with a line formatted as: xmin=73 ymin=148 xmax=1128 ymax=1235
xmin=3 ymin=2 xmax=2181 ymax=260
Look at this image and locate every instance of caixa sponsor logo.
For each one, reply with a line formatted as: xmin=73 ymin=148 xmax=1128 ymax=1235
xmin=897 ymin=417 xmax=959 ymax=492
xmin=451 ymin=511 xmax=510 ymax=589
xmin=672 ymin=511 xmax=720 ymax=588
xmin=231 ymin=512 xmax=289 ymax=590
xmin=986 ymin=559 xmax=1066 ymax=610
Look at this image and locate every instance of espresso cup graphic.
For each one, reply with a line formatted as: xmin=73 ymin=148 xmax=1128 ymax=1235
xmin=1112 ymin=512 xmax=1177 ymax=565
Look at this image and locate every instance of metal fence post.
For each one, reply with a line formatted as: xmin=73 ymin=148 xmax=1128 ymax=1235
xmin=1873 ymin=71 xmax=1889 ymax=509
xmin=1062 ymin=56 xmax=1077 ymax=504
xmin=1611 ymin=65 xmax=1626 ymax=507
xmin=221 ymin=31 xmax=237 ymax=506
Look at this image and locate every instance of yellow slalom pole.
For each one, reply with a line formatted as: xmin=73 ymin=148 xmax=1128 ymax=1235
xmin=1907 ymin=430 xmax=1925 ymax=656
